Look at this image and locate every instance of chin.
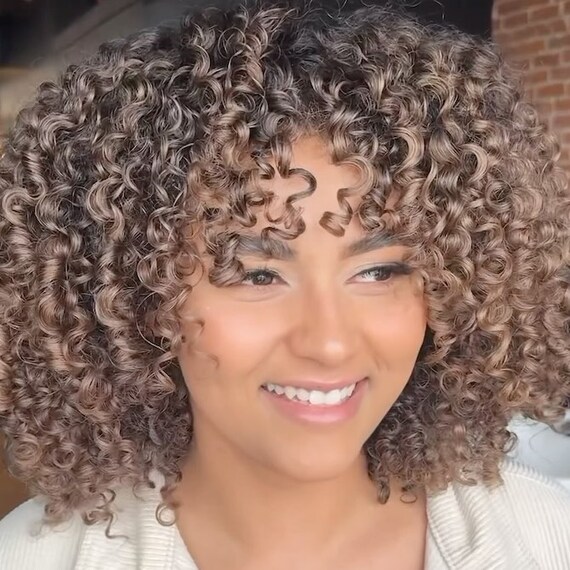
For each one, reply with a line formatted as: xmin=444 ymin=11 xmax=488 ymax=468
xmin=267 ymin=444 xmax=364 ymax=483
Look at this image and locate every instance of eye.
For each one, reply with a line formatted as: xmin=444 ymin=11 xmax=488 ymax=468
xmin=241 ymin=269 xmax=282 ymax=287
xmin=354 ymin=263 xmax=411 ymax=284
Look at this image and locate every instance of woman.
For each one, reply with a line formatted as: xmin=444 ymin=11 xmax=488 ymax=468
xmin=0 ymin=2 xmax=569 ymax=568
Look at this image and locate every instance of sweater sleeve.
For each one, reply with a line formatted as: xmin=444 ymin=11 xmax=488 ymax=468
xmin=0 ymin=497 xmax=85 ymax=570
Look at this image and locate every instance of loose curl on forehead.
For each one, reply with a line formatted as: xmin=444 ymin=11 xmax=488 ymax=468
xmin=0 ymin=1 xmax=569 ymax=529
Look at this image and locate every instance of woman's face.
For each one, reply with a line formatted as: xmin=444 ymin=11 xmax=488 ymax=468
xmin=178 ymin=136 xmax=427 ymax=482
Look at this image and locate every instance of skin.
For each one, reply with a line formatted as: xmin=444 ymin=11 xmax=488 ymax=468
xmin=173 ymin=136 xmax=428 ymax=569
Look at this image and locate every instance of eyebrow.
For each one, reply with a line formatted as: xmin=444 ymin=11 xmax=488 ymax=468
xmin=234 ymin=231 xmax=396 ymax=261
xmin=343 ymin=231 xmax=397 ymax=257
xmin=235 ymin=235 xmax=295 ymax=260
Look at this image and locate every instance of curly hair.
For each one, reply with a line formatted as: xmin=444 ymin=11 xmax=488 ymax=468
xmin=0 ymin=0 xmax=568 ymax=530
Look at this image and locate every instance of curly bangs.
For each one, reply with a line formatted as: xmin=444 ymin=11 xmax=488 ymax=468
xmin=0 ymin=1 xmax=568 ymax=527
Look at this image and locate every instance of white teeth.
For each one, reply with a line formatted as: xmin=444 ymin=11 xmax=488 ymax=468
xmin=297 ymin=388 xmax=310 ymax=402
xmin=284 ymin=386 xmax=296 ymax=399
xmin=264 ymin=382 xmax=358 ymax=406
xmin=324 ymin=389 xmax=341 ymax=405
xmin=309 ymin=391 xmax=325 ymax=405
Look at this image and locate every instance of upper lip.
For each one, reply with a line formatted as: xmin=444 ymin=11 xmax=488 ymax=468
xmin=263 ymin=377 xmax=366 ymax=391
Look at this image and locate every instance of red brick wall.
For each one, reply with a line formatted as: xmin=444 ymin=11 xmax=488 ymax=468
xmin=493 ymin=0 xmax=570 ymax=173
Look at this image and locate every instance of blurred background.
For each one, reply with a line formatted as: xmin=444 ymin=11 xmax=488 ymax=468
xmin=0 ymin=0 xmax=495 ymax=138
xmin=0 ymin=0 xmax=569 ymax=517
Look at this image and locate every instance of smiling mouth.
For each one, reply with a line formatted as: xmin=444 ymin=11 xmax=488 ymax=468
xmin=261 ymin=381 xmax=361 ymax=406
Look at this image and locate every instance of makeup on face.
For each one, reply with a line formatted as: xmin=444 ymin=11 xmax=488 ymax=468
xmin=178 ymin=136 xmax=427 ymax=482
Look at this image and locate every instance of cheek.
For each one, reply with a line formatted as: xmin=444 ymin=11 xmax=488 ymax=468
xmin=362 ymin=293 xmax=427 ymax=369
xmin=179 ymin=297 xmax=285 ymax=380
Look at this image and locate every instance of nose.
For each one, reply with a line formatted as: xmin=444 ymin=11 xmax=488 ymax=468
xmin=286 ymin=283 xmax=357 ymax=367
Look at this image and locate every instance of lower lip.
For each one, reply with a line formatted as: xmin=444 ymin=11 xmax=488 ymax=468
xmin=260 ymin=379 xmax=368 ymax=425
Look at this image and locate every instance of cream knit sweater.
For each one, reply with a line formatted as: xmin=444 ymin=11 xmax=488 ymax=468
xmin=1 ymin=460 xmax=569 ymax=569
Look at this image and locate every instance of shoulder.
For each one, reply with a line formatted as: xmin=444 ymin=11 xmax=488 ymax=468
xmin=0 ymin=497 xmax=85 ymax=570
xmin=0 ymin=473 xmax=180 ymax=570
xmin=428 ymin=459 xmax=570 ymax=569
xmin=497 ymin=460 xmax=570 ymax=544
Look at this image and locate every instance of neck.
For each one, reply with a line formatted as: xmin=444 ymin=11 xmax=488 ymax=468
xmin=172 ymin=427 xmax=414 ymax=566
xmin=184 ymin=447 xmax=374 ymax=543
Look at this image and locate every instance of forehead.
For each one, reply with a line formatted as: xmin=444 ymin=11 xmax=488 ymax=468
xmin=257 ymin=136 xmax=364 ymax=228
xmin=194 ymin=134 xmax=399 ymax=260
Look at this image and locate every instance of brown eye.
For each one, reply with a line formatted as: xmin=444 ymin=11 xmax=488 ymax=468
xmin=359 ymin=266 xmax=393 ymax=282
xmin=354 ymin=263 xmax=412 ymax=283
xmin=241 ymin=269 xmax=281 ymax=287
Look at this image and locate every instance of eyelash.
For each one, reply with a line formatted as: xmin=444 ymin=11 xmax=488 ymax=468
xmin=240 ymin=263 xmax=411 ymax=288
xmin=240 ymin=268 xmax=280 ymax=287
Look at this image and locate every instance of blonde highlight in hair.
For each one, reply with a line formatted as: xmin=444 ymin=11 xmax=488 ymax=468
xmin=0 ymin=1 xmax=568 ymax=530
